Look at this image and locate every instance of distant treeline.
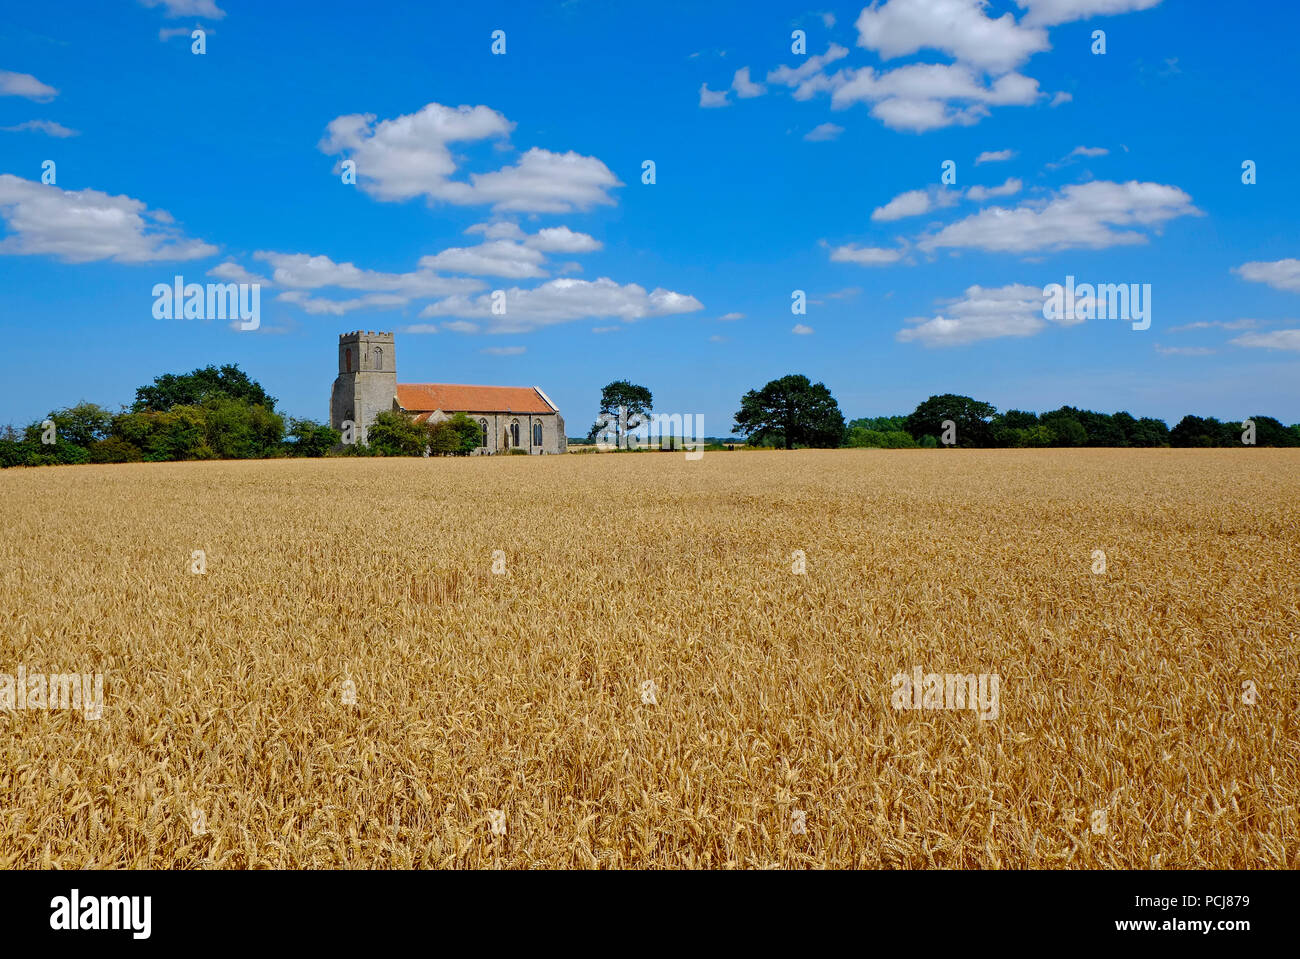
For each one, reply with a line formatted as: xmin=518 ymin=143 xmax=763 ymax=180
xmin=840 ymin=395 xmax=1300 ymax=449
xmin=4 ymin=369 xmax=1297 ymax=469
xmin=0 ymin=364 xmax=482 ymax=468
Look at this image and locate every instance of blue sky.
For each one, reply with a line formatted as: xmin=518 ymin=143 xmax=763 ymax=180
xmin=2 ymin=0 xmax=1298 ymax=435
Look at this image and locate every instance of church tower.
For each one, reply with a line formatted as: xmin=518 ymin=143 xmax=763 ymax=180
xmin=330 ymin=330 xmax=397 ymax=442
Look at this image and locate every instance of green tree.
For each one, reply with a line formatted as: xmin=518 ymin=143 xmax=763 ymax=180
xmin=1245 ymin=415 xmax=1299 ymax=447
xmin=1111 ymin=411 xmax=1138 ymax=443
xmin=4 ymin=420 xmax=91 ymax=466
xmin=733 ymin=374 xmax=846 ymax=449
xmin=203 ymin=396 xmax=284 ymax=459
xmin=285 ymin=418 xmax=341 ymax=456
xmin=847 ymin=415 xmax=908 ymax=433
xmin=904 ymin=394 xmax=997 ymax=448
xmin=1002 ymin=410 xmax=1040 ymax=430
xmin=0 ymin=437 xmax=26 ymax=468
xmin=132 ymin=364 xmax=276 ymax=413
xmin=88 ymin=436 xmax=143 ymax=464
xmin=445 ymin=412 xmax=484 ymax=455
xmin=367 ymin=410 xmax=428 ymax=456
xmin=425 ymin=413 xmax=481 ymax=456
xmin=111 ymin=410 xmax=156 ymax=454
xmin=112 ymin=405 xmax=212 ymax=461
xmin=1128 ymin=417 xmax=1170 ymax=447
xmin=991 ymin=409 xmax=1039 ymax=446
xmin=1170 ymin=415 xmax=1224 ymax=447
xmin=47 ymin=403 xmax=113 ymax=448
xmin=1022 ymin=425 xmax=1056 ymax=447
xmin=847 ymin=427 xmax=916 ymax=448
xmin=1076 ymin=409 xmax=1126 ymax=447
xmin=846 ymin=427 xmax=889 ymax=448
xmin=1040 ymin=408 xmax=1087 ymax=447
xmin=592 ymin=380 xmax=653 ymax=449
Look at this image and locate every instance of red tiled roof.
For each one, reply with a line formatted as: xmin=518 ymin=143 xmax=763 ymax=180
xmin=396 ymin=383 xmax=556 ymax=414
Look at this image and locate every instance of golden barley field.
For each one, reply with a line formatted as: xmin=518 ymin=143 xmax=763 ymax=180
xmin=1 ymin=449 xmax=1297 ymax=869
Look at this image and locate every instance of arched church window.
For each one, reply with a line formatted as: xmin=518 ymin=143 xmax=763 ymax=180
xmin=479 ymin=419 xmax=488 ymax=447
xmin=345 ymin=349 xmax=352 ymax=373
xmin=533 ymin=421 xmax=542 ymax=447
xmin=510 ymin=419 xmax=520 ymax=448
xmin=373 ymin=347 xmax=383 ymax=370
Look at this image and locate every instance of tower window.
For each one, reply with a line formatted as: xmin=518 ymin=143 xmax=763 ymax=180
xmin=373 ymin=346 xmax=383 ymax=371
xmin=345 ymin=349 xmax=352 ymax=373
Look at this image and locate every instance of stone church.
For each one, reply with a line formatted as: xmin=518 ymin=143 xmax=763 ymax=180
xmin=329 ymin=330 xmax=566 ymax=454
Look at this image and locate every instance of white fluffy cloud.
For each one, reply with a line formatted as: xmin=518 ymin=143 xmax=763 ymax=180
xmin=856 ymin=0 xmax=1049 ymax=73
xmin=276 ymin=290 xmax=409 ymax=316
xmin=209 ymin=261 xmax=269 ymax=285
xmin=253 ymin=251 xmax=483 ymax=299
xmin=417 ymin=224 xmax=601 ymax=277
xmin=865 ymin=178 xmax=1019 ymax=226
xmin=318 ymin=103 xmax=509 ymax=201
xmin=767 ymin=43 xmax=851 ymax=99
xmin=1231 ymin=329 xmax=1300 ymax=351
xmin=872 ymin=187 xmax=960 ymax=221
xmin=0 ymin=69 xmax=58 ymax=102
xmin=732 ymin=67 xmax=765 ymax=98
xmin=732 ymin=1 xmax=1159 ymax=133
xmin=1166 ymin=319 xmax=1258 ymax=333
xmin=897 ymin=282 xmax=1050 ymax=346
xmin=919 ymin=180 xmax=1199 ymax=254
xmin=804 ymin=122 xmax=844 ymax=141
xmin=318 ymin=103 xmax=620 ymax=212
xmin=1233 ymin=258 xmax=1300 ymax=293
xmin=831 ymin=62 xmax=1041 ymax=131
xmin=792 ymin=324 xmax=814 ymax=335
xmin=226 ymin=223 xmax=635 ymax=321
xmin=1017 ymin=0 xmax=1162 ymax=28
xmin=523 ymin=225 xmax=602 ymax=254
xmin=418 ymin=277 xmax=704 ymax=333
xmin=0 ymin=174 xmax=216 ymax=263
xmin=469 ymin=148 xmax=621 ymax=213
xmin=464 ymin=221 xmax=526 ymax=241
xmin=699 ymin=83 xmax=730 ymax=108
xmin=418 ymin=240 xmax=548 ymax=279
xmin=464 ymin=220 xmax=603 ymax=249
xmin=965 ymin=177 xmax=1022 ymax=202
xmin=139 ymin=0 xmax=226 ymax=18
xmin=829 ymin=244 xmax=907 ymax=265
xmin=1045 ymin=144 xmax=1109 ymax=169
xmin=1 ymin=119 xmax=77 ymax=137
xmin=975 ymin=148 xmax=1016 ymax=164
